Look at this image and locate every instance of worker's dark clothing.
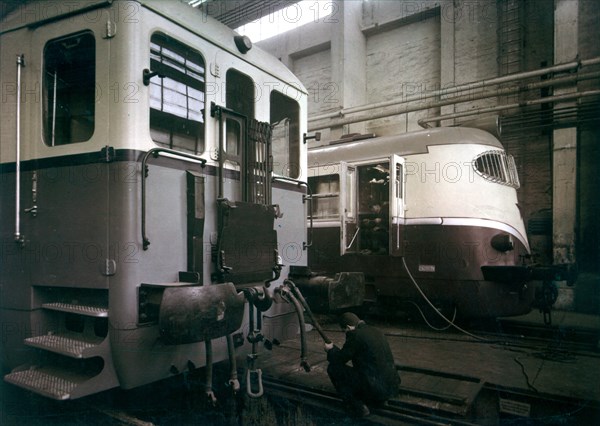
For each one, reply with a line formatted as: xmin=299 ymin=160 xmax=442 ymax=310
xmin=326 ymin=321 xmax=400 ymax=405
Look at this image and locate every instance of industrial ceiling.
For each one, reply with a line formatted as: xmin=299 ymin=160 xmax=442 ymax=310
xmin=0 ymin=0 xmax=294 ymax=29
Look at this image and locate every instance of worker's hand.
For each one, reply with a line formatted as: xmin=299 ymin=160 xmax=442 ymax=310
xmin=324 ymin=342 xmax=334 ymax=352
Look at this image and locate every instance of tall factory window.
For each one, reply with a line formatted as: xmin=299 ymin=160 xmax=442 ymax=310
xmin=43 ymin=31 xmax=95 ymax=146
xmin=271 ymin=91 xmax=300 ymax=178
xmin=149 ymin=33 xmax=205 ymax=154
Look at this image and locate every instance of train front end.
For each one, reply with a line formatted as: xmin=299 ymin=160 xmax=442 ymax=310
xmin=307 ymin=128 xmax=555 ymax=319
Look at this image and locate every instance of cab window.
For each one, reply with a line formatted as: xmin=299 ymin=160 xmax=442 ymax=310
xmin=149 ymin=33 xmax=205 ymax=154
xmin=43 ymin=31 xmax=95 ymax=146
xmin=225 ymin=69 xmax=254 ymax=155
xmin=271 ymin=91 xmax=300 ymax=178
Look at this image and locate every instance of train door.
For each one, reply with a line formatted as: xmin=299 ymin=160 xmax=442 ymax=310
xmin=340 ymin=162 xmax=358 ymax=254
xmin=211 ymin=69 xmax=278 ymax=285
xmin=390 ymin=154 xmax=406 ymax=256
xmin=356 ymin=162 xmax=390 ymax=255
xmin=29 ymin=22 xmax=111 ymax=286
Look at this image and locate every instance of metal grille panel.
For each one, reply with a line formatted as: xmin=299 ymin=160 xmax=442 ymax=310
xmin=42 ymin=302 xmax=108 ymax=317
xmin=4 ymin=369 xmax=77 ymax=400
xmin=25 ymin=334 xmax=100 ymax=358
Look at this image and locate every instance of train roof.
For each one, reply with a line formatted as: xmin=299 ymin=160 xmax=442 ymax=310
xmin=308 ymin=127 xmax=504 ymax=165
xmin=0 ymin=0 xmax=305 ymax=93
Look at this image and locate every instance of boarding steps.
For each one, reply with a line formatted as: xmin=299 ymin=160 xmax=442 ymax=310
xmin=4 ymin=292 xmax=119 ymax=400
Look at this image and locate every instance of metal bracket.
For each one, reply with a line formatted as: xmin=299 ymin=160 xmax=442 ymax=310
xmin=143 ymin=68 xmax=165 ymax=86
xmin=303 ymin=132 xmax=321 ymax=144
xmin=100 ymin=145 xmax=115 ymax=163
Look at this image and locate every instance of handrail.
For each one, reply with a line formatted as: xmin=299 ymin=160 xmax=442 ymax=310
xmin=346 ymin=226 xmax=360 ymax=250
xmin=14 ymin=54 xmax=24 ymax=245
xmin=141 ymin=147 xmax=207 ymax=250
xmin=272 ymin=176 xmax=313 ymax=250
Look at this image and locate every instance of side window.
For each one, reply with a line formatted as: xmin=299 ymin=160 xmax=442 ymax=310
xmin=271 ymin=91 xmax=300 ymax=178
xmin=395 ymin=163 xmax=403 ymax=199
xmin=43 ymin=31 xmax=95 ymax=146
xmin=344 ymin=166 xmax=357 ymax=220
xmin=226 ymin=69 xmax=254 ymax=118
xmin=149 ymin=33 xmax=205 ymax=154
xmin=308 ymin=174 xmax=340 ymax=220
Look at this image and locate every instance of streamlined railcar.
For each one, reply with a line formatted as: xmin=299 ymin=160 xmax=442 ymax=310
xmin=0 ymin=0 xmax=318 ymax=400
xmin=306 ymin=128 xmax=541 ymax=319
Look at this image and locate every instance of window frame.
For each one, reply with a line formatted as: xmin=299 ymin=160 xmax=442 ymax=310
xmin=308 ymin=173 xmax=341 ymax=221
xmin=148 ymin=32 xmax=206 ymax=155
xmin=42 ymin=30 xmax=96 ymax=147
xmin=270 ymin=90 xmax=301 ymax=179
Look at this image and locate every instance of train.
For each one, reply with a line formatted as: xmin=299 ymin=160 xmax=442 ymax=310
xmin=303 ymin=129 xmax=575 ymax=321
xmin=0 ymin=0 xmax=355 ymax=401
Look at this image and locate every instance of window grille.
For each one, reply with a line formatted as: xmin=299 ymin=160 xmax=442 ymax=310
xmin=472 ymin=150 xmax=520 ymax=188
xmin=246 ymin=119 xmax=273 ymax=205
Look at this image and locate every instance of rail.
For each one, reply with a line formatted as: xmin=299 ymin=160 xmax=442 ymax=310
xmin=141 ymin=147 xmax=207 ymax=250
xmin=14 ymin=54 xmax=24 ymax=245
xmin=307 ymin=56 xmax=600 ymax=131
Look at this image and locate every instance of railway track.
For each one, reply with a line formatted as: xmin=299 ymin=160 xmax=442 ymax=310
xmin=262 ymin=366 xmax=600 ymax=426
xmin=3 ymin=313 xmax=599 ymax=425
xmin=262 ymin=376 xmax=483 ymax=425
xmin=494 ymin=316 xmax=600 ymax=351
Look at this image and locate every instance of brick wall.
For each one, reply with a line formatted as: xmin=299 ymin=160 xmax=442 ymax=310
xmin=365 ymin=14 xmax=441 ymax=135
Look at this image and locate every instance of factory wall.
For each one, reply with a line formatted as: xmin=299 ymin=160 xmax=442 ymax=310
xmin=257 ymin=0 xmax=600 ymax=312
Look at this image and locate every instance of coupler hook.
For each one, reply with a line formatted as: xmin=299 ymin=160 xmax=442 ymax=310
xmin=245 ymin=303 xmax=264 ymax=398
xmin=538 ymin=280 xmax=558 ymax=325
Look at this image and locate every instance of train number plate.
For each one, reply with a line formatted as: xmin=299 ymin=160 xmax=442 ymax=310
xmin=499 ymin=398 xmax=531 ymax=417
xmin=418 ymin=264 xmax=436 ymax=272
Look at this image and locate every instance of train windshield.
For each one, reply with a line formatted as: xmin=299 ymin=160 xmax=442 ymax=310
xmin=149 ymin=33 xmax=205 ymax=154
xmin=43 ymin=31 xmax=95 ymax=146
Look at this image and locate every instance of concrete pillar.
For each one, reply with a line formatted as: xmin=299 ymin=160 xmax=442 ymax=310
xmin=552 ymin=0 xmax=578 ymax=267
xmin=440 ymin=0 xmax=456 ymax=119
xmin=329 ymin=0 xmax=366 ymax=138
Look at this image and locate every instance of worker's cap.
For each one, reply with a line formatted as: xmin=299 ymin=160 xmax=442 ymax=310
xmin=339 ymin=312 xmax=361 ymax=328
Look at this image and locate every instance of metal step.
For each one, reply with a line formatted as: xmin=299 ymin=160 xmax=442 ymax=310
xmin=4 ymin=368 xmax=85 ymax=400
xmin=25 ymin=333 xmax=103 ymax=358
xmin=42 ymin=302 xmax=108 ymax=317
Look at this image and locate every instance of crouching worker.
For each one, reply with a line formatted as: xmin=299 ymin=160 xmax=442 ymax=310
xmin=324 ymin=313 xmax=400 ymax=418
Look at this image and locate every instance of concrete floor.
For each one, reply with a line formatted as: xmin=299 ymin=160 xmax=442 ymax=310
xmin=2 ymin=310 xmax=599 ymax=425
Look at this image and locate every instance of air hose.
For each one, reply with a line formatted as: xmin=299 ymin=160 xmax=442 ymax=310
xmin=284 ymin=279 xmax=332 ymax=344
xmin=278 ymin=285 xmax=310 ymax=372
